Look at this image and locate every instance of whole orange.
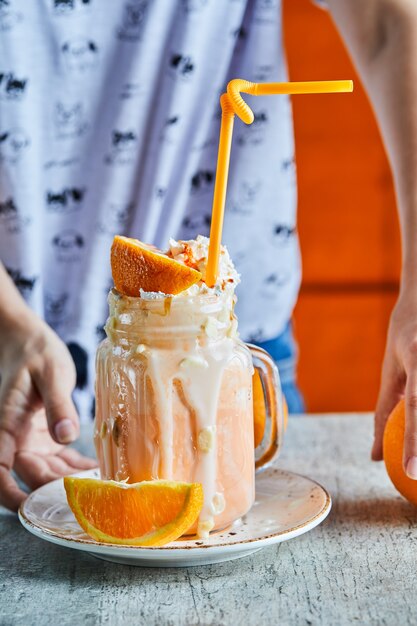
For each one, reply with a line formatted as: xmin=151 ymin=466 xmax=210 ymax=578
xmin=383 ymin=399 xmax=417 ymax=505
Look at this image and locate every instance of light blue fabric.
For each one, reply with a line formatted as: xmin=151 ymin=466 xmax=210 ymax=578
xmin=255 ymin=322 xmax=305 ymax=414
xmin=0 ymin=0 xmax=301 ymax=419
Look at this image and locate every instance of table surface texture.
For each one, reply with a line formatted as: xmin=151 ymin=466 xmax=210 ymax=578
xmin=1 ymin=414 xmax=417 ymax=626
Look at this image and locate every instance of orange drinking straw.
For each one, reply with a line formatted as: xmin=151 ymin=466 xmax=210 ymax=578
xmin=205 ymin=79 xmax=353 ymax=287
xmin=227 ymin=79 xmax=353 ymax=124
xmin=206 ymin=93 xmax=236 ymax=288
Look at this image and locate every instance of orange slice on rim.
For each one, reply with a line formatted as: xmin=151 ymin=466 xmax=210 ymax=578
xmin=64 ymin=477 xmax=204 ymax=546
xmin=111 ymin=235 xmax=202 ymax=296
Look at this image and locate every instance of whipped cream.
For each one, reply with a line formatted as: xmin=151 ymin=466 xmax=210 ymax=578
xmin=139 ymin=289 xmax=168 ymax=300
xmin=137 ymin=236 xmax=239 ymax=300
xmin=167 ymin=235 xmax=240 ymax=295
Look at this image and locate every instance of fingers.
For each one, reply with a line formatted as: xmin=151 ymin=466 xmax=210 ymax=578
xmin=59 ymin=447 xmax=98 ymax=470
xmin=42 ymin=454 xmax=73 ymax=475
xmin=13 ymin=452 xmax=62 ymax=490
xmin=31 ymin=361 xmax=79 ymax=445
xmin=403 ymin=367 xmax=417 ymax=478
xmin=14 ymin=449 xmax=97 ymax=490
xmin=373 ymin=350 xmax=404 ymax=461
xmin=0 ymin=466 xmax=27 ymax=511
xmin=0 ymin=428 xmax=26 ymax=511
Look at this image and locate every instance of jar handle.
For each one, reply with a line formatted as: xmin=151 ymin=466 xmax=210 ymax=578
xmin=248 ymin=343 xmax=284 ymax=472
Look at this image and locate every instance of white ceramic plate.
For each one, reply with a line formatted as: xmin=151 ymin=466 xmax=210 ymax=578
xmin=19 ymin=468 xmax=331 ymax=567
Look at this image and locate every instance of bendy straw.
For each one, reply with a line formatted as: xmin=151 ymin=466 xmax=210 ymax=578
xmin=205 ymin=79 xmax=353 ymax=287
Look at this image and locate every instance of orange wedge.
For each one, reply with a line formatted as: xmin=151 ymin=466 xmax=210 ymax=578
xmin=253 ymin=369 xmax=288 ymax=448
xmin=64 ymin=477 xmax=204 ymax=546
xmin=111 ymin=235 xmax=202 ymax=296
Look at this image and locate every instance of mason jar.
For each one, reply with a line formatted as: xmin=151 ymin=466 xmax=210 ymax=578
xmin=94 ymin=289 xmax=283 ymax=536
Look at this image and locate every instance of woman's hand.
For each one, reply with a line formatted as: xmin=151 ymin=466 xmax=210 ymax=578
xmin=325 ymin=0 xmax=417 ymax=477
xmin=0 ymin=313 xmax=96 ymax=511
xmin=373 ymin=289 xmax=417 ymax=478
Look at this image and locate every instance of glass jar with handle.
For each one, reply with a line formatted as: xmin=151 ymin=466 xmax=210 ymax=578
xmin=94 ymin=289 xmax=284 ymax=537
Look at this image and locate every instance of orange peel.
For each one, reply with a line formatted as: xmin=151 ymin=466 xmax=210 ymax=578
xmin=111 ymin=235 xmax=202 ymax=296
xmin=383 ymin=399 xmax=417 ymax=506
xmin=64 ymin=477 xmax=204 ymax=546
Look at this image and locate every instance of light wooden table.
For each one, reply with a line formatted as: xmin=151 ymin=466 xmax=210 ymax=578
xmin=1 ymin=415 xmax=417 ymax=626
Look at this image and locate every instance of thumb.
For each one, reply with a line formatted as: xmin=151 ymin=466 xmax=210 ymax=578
xmin=31 ymin=361 xmax=79 ymax=444
xmin=403 ymin=369 xmax=417 ymax=479
xmin=373 ymin=351 xmax=404 ymax=461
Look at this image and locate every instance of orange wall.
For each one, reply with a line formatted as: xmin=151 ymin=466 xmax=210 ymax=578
xmin=283 ymin=0 xmax=401 ymax=411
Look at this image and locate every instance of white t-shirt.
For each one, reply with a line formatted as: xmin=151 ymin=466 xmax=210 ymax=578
xmin=0 ymin=0 xmax=302 ymax=417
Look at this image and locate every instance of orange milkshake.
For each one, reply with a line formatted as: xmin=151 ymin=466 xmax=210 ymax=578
xmin=94 ymin=236 xmax=282 ymax=536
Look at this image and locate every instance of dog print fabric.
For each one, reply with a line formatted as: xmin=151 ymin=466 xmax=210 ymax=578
xmin=0 ymin=0 xmax=304 ymax=417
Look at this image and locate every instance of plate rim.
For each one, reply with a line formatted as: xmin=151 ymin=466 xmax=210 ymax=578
xmin=18 ymin=468 xmax=332 ymax=556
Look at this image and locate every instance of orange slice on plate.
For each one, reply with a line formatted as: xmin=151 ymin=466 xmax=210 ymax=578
xmin=64 ymin=477 xmax=204 ymax=546
xmin=111 ymin=235 xmax=202 ymax=296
